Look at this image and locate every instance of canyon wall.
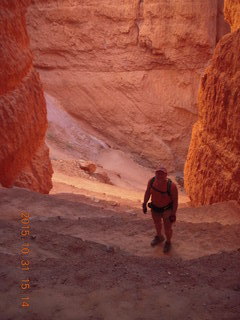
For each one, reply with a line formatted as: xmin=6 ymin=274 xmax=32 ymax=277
xmin=26 ymin=0 xmax=229 ymax=172
xmin=184 ymin=0 xmax=240 ymax=205
xmin=0 ymin=0 xmax=53 ymax=193
xmin=224 ymin=0 xmax=240 ymax=32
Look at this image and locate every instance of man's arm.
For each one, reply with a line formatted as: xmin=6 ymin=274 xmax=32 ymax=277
xmin=171 ymin=183 xmax=178 ymax=216
xmin=142 ymin=180 xmax=152 ymax=213
xmin=143 ymin=180 xmax=152 ymax=204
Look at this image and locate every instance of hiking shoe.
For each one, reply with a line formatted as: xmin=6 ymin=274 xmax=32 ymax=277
xmin=151 ymin=235 xmax=165 ymax=247
xmin=163 ymin=241 xmax=171 ymax=253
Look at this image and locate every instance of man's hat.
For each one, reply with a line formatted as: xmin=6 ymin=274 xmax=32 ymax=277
xmin=156 ymin=167 xmax=167 ymax=174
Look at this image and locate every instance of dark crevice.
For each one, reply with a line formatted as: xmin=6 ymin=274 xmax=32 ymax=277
xmin=136 ymin=0 xmax=144 ymax=46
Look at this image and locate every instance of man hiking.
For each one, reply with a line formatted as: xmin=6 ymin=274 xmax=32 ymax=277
xmin=142 ymin=167 xmax=178 ymax=253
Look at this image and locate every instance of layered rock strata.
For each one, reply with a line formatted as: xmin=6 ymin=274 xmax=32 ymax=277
xmin=0 ymin=0 xmax=53 ymax=193
xmin=184 ymin=1 xmax=240 ymax=205
xmin=26 ymin=0 xmax=229 ymax=171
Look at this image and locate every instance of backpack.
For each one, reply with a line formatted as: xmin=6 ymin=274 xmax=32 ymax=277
xmin=150 ymin=177 xmax=172 ymax=197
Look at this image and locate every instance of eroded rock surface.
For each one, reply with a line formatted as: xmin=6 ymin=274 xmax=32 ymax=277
xmin=0 ymin=0 xmax=53 ymax=193
xmin=224 ymin=0 xmax=240 ymax=32
xmin=26 ymin=0 xmax=229 ymax=171
xmin=184 ymin=1 xmax=240 ymax=205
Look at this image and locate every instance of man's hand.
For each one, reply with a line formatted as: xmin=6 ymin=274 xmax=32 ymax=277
xmin=169 ymin=215 xmax=176 ymax=223
xmin=142 ymin=203 xmax=147 ymax=214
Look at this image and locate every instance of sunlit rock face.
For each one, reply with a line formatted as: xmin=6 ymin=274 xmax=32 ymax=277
xmin=224 ymin=0 xmax=240 ymax=32
xmin=26 ymin=0 xmax=229 ymax=171
xmin=0 ymin=0 xmax=53 ymax=193
xmin=184 ymin=0 xmax=240 ymax=205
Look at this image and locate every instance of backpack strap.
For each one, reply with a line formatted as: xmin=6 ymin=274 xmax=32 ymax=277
xmin=150 ymin=177 xmax=172 ymax=197
xmin=167 ymin=179 xmax=172 ymax=197
xmin=150 ymin=177 xmax=155 ymax=188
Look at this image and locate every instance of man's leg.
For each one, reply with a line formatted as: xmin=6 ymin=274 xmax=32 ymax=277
xmin=151 ymin=211 xmax=163 ymax=237
xmin=163 ymin=219 xmax=173 ymax=242
xmin=150 ymin=211 xmax=165 ymax=246
xmin=163 ymin=210 xmax=173 ymax=252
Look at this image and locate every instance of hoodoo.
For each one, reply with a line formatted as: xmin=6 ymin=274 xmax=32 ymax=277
xmin=184 ymin=0 xmax=240 ymax=205
xmin=0 ymin=0 xmax=53 ymax=193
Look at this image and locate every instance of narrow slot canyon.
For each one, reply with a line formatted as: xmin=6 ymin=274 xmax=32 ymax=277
xmin=0 ymin=1 xmax=239 ymax=319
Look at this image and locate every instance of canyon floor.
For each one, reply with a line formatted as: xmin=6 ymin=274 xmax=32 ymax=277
xmin=1 ymin=157 xmax=240 ymax=320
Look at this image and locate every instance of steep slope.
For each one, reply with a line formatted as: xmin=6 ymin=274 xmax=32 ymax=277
xmin=0 ymin=186 xmax=240 ymax=320
xmin=0 ymin=0 xmax=53 ymax=193
xmin=184 ymin=0 xmax=240 ymax=205
xmin=26 ymin=0 xmax=229 ymax=171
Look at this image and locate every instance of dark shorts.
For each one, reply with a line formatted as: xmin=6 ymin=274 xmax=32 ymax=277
xmin=151 ymin=209 xmax=173 ymax=224
xmin=148 ymin=202 xmax=173 ymax=214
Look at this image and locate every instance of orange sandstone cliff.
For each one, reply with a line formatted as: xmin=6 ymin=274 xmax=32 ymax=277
xmin=0 ymin=0 xmax=53 ymax=193
xmin=184 ymin=0 xmax=240 ymax=205
xmin=26 ymin=0 xmax=229 ymax=171
xmin=224 ymin=0 xmax=240 ymax=32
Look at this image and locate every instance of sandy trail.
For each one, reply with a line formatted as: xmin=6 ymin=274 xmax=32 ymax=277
xmin=48 ymin=168 xmax=240 ymax=261
xmin=0 ymin=186 xmax=240 ymax=320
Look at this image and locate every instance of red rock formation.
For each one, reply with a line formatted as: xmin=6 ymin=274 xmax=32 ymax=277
xmin=0 ymin=0 xmax=53 ymax=193
xmin=184 ymin=1 xmax=240 ymax=205
xmin=224 ymin=0 xmax=240 ymax=32
xmin=26 ymin=0 xmax=230 ymax=172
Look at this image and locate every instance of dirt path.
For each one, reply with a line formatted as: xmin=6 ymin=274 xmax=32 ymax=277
xmin=0 ymin=185 xmax=240 ymax=320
